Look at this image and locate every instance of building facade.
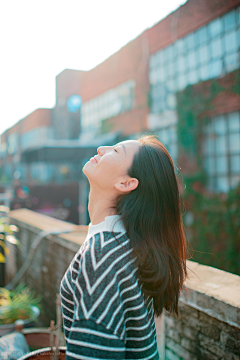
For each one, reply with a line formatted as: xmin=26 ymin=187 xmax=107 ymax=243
xmin=77 ymin=0 xmax=240 ymax=194
xmin=0 ymin=0 xmax=240 ymax=223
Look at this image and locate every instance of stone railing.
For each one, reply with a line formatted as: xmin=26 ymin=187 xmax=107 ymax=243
xmin=6 ymin=209 xmax=240 ymax=360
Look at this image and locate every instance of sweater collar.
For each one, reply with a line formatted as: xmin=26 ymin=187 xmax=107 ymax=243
xmin=87 ymin=215 xmax=125 ymax=239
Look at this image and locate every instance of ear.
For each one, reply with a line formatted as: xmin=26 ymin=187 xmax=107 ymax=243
xmin=114 ymin=177 xmax=139 ymax=193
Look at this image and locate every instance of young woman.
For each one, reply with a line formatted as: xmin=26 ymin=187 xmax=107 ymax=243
xmin=60 ymin=135 xmax=187 ymax=360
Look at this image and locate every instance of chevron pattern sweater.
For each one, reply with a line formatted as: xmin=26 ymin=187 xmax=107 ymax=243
xmin=60 ymin=215 xmax=160 ymax=359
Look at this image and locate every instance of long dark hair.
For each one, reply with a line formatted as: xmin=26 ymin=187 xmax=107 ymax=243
xmin=116 ymin=135 xmax=187 ymax=317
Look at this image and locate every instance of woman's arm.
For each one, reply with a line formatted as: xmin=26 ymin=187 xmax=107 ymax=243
xmin=66 ymin=318 xmax=126 ymax=360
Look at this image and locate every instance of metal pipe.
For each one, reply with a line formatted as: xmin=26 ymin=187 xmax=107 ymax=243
xmin=5 ymin=227 xmax=73 ymax=290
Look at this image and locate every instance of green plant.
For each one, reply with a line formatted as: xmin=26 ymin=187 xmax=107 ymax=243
xmin=0 ymin=216 xmax=20 ymax=245
xmin=0 ymin=283 xmax=42 ymax=324
xmin=176 ymin=70 xmax=240 ymax=275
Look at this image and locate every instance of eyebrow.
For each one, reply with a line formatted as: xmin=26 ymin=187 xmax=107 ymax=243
xmin=121 ymin=144 xmax=126 ymax=154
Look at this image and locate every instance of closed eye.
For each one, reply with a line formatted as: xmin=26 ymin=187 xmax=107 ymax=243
xmin=114 ymin=149 xmax=118 ymax=152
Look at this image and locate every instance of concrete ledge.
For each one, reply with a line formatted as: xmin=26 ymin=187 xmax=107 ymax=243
xmin=8 ymin=208 xmax=240 ymax=331
xmin=7 ymin=208 xmax=240 ymax=359
xmin=181 ymin=261 xmax=240 ymax=329
xmin=9 ymin=208 xmax=88 ymax=246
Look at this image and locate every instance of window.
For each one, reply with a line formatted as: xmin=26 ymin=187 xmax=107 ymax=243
xmin=195 ymin=26 xmax=208 ymax=45
xmin=149 ymin=7 xmax=240 ymax=115
xmin=202 ymin=111 xmax=240 ymax=193
xmin=223 ymin=10 xmax=236 ymax=31
xmin=224 ymin=30 xmax=238 ymax=55
xmin=209 ymin=18 xmax=222 ymax=38
xmin=210 ymin=37 xmax=223 ymax=59
xmin=157 ymin=126 xmax=178 ymax=160
xmin=209 ymin=59 xmax=223 ymax=78
xmin=81 ymin=80 xmax=135 ymax=132
xmin=21 ymin=127 xmax=53 ymax=150
xmin=225 ymin=53 xmax=240 ymax=72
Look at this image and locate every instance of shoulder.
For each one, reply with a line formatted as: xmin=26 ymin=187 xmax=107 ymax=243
xmin=82 ymin=230 xmax=134 ymax=276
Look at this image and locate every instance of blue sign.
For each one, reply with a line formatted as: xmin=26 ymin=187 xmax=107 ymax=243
xmin=67 ymin=95 xmax=82 ymax=113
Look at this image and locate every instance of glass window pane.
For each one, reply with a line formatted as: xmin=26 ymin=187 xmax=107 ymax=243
xmin=209 ymin=59 xmax=223 ymax=78
xmin=229 ymin=133 xmax=240 ymax=153
xmin=165 ymin=63 xmax=170 ymax=79
xmin=169 ymin=61 xmax=176 ymax=78
xmin=224 ymin=31 xmax=238 ymax=54
xmin=177 ymin=55 xmax=184 ymax=73
xmin=209 ymin=18 xmax=222 ymax=38
xmin=223 ymin=10 xmax=236 ymax=31
xmin=166 ymin=79 xmax=175 ymax=92
xmin=185 ymin=33 xmax=195 ymax=50
xmin=165 ymin=46 xmax=173 ymax=61
xmin=149 ymin=70 xmax=157 ymax=85
xmin=216 ymin=136 xmax=227 ymax=155
xmin=225 ymin=53 xmax=240 ymax=73
xmin=213 ymin=115 xmax=227 ymax=135
xmin=166 ymin=94 xmax=177 ymax=110
xmin=228 ymin=112 xmax=240 ymax=132
xmin=204 ymin=157 xmax=215 ymax=175
xmin=210 ymin=37 xmax=223 ymax=59
xmin=195 ymin=26 xmax=208 ymax=45
xmin=175 ymin=39 xmax=184 ymax=54
xmin=158 ymin=67 xmax=166 ymax=82
xmin=159 ymin=129 xmax=169 ymax=144
xmin=230 ymin=155 xmax=240 ymax=173
xmin=200 ymin=64 xmax=210 ymax=81
xmin=178 ymin=74 xmax=186 ymax=91
xmin=162 ymin=48 xmax=168 ymax=63
xmin=199 ymin=45 xmax=209 ymax=64
xmin=156 ymin=51 xmax=164 ymax=65
xmin=216 ymin=177 xmax=229 ymax=193
xmin=207 ymin=138 xmax=215 ymax=155
xmin=216 ymin=156 xmax=228 ymax=174
xmin=188 ymin=69 xmax=198 ymax=85
xmin=188 ymin=50 xmax=196 ymax=69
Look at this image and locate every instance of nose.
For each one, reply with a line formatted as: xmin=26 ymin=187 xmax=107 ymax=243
xmin=97 ymin=146 xmax=111 ymax=156
xmin=97 ymin=146 xmax=105 ymax=156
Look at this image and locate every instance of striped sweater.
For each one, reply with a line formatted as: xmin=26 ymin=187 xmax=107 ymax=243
xmin=60 ymin=215 xmax=160 ymax=360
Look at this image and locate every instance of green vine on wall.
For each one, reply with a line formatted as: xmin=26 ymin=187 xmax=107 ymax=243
xmin=176 ymin=70 xmax=240 ymax=276
xmin=176 ymin=79 xmax=224 ymax=159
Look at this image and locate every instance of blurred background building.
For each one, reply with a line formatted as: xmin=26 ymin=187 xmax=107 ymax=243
xmin=0 ymin=0 xmax=240 ymax=269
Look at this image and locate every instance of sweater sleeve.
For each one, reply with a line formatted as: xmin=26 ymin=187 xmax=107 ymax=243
xmin=66 ymin=318 xmax=125 ymax=360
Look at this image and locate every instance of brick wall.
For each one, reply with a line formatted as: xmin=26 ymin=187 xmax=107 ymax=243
xmin=7 ymin=209 xmax=240 ymax=359
xmin=165 ymin=303 xmax=240 ymax=360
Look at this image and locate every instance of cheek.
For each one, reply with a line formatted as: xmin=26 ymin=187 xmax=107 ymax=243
xmin=99 ymin=159 xmax=120 ymax=178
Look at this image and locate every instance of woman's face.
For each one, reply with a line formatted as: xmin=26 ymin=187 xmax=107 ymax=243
xmin=83 ymin=140 xmax=140 ymax=191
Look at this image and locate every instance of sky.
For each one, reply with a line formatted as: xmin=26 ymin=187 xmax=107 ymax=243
xmin=0 ymin=0 xmax=187 ymax=135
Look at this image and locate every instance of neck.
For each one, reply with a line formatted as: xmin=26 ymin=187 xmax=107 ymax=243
xmin=88 ymin=187 xmax=117 ymax=225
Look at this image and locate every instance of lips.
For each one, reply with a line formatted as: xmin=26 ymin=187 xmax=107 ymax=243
xmin=90 ymin=156 xmax=98 ymax=164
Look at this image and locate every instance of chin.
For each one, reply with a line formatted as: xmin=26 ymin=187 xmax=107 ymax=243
xmin=82 ymin=161 xmax=90 ymax=176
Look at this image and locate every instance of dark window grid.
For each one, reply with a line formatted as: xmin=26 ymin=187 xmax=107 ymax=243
xmin=151 ymin=42 xmax=239 ymax=108
xmin=153 ymin=47 xmax=238 ymax=94
xmin=203 ymin=112 xmax=240 ymax=191
xmin=152 ymin=19 xmax=240 ymax=84
xmin=159 ymin=23 xmax=240 ymax=69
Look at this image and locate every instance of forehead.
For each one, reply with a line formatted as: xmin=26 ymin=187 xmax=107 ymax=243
xmin=117 ymin=140 xmax=140 ymax=151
